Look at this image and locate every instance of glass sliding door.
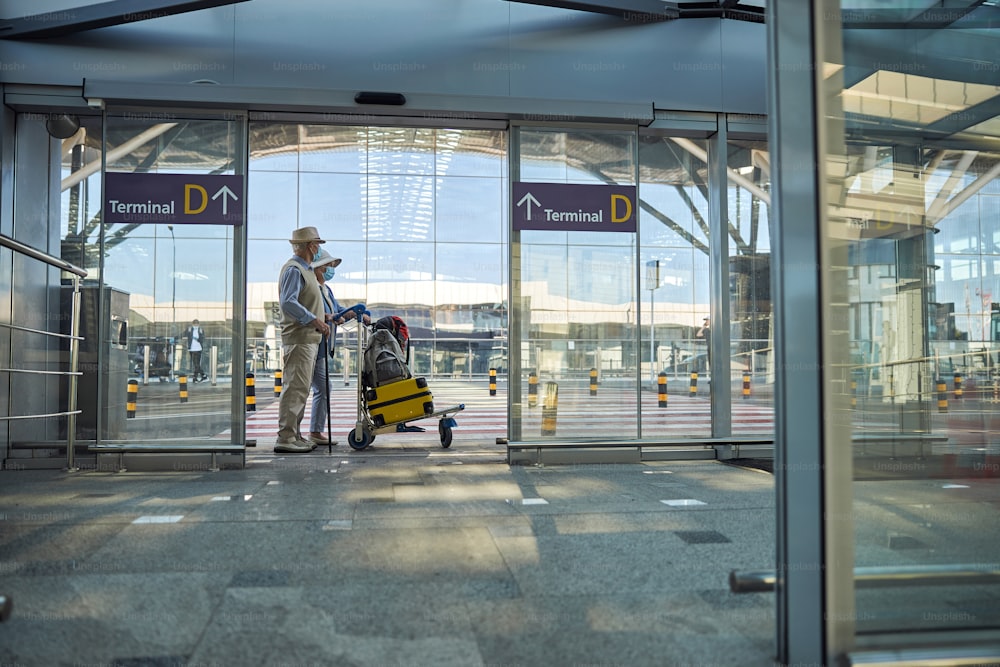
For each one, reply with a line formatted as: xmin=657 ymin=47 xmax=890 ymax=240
xmin=771 ymin=1 xmax=1000 ymax=662
xmin=510 ymin=127 xmax=639 ymax=442
xmin=100 ymin=113 xmax=246 ymax=444
xmin=246 ymin=122 xmax=508 ymax=445
xmin=823 ymin=0 xmax=1000 ymax=640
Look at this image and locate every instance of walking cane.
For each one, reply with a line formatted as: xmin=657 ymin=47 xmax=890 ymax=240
xmin=324 ymin=324 xmax=334 ymax=454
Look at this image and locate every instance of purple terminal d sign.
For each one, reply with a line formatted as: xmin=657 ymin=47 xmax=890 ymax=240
xmin=104 ymin=173 xmax=244 ymax=225
xmin=513 ymin=182 xmax=636 ymax=233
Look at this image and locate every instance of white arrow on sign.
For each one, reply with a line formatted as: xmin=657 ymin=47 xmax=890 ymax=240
xmin=212 ymin=185 xmax=239 ymax=215
xmin=517 ymin=192 xmax=541 ymax=220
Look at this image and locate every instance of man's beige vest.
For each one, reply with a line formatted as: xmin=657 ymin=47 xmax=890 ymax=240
xmin=279 ymin=257 xmax=323 ymax=345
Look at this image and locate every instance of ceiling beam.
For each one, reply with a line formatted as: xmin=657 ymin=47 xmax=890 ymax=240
xmin=841 ymin=2 xmax=996 ymax=30
xmin=503 ymin=0 xmax=677 ymax=21
xmin=0 ymin=0 xmax=251 ymax=40
xmin=924 ymin=93 xmax=1000 ymax=137
xmin=503 ymin=0 xmax=765 ymax=23
xmin=843 ymin=34 xmax=1000 ymax=90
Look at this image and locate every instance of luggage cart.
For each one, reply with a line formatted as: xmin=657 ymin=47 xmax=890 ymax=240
xmin=342 ymin=305 xmax=464 ymax=451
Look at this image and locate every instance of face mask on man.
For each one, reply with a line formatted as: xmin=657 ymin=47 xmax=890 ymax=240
xmin=323 ymin=267 xmax=335 ymax=281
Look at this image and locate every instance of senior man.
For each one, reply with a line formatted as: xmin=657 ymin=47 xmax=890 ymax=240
xmin=275 ymin=226 xmax=331 ymax=453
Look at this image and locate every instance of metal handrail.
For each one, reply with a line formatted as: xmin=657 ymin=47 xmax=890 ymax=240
xmin=730 ymin=564 xmax=1000 ymax=593
xmin=0 ymin=322 xmax=83 ymax=339
xmin=0 ymin=235 xmax=87 ymax=277
xmin=0 ymin=369 xmax=83 ymax=376
xmin=1 ymin=233 xmax=87 ymax=471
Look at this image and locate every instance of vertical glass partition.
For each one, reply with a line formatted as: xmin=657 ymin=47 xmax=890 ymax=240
xmin=815 ymin=0 xmax=1000 ymax=656
xmin=636 ymin=134 xmax=712 ymax=439
xmin=101 ymin=114 xmax=245 ymax=444
xmin=510 ymin=127 xmax=639 ymax=441
xmin=727 ymin=140 xmax=774 ymax=435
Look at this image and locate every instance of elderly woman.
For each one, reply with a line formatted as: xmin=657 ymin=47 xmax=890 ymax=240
xmin=307 ymin=248 xmax=368 ymax=445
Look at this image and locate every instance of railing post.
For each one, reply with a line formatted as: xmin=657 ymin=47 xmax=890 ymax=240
xmin=65 ymin=276 xmax=81 ymax=472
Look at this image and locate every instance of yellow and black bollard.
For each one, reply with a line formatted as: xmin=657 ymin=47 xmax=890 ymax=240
xmin=127 ymin=379 xmax=138 ymax=418
xmin=689 ymin=371 xmax=698 ymax=397
xmin=489 ymin=367 xmax=497 ymax=396
xmin=658 ymin=372 xmax=668 ymax=408
xmin=589 ymin=368 xmax=598 ymax=396
xmin=850 ymin=378 xmax=857 ymax=409
xmin=528 ymin=371 xmax=538 ymax=408
xmin=245 ymin=372 xmax=256 ymax=412
xmin=541 ymin=381 xmax=558 ymax=436
xmin=937 ymin=378 xmax=948 ymax=413
xmin=742 ymin=371 xmax=751 ymax=400
xmin=954 ymin=371 xmax=963 ymax=400
xmin=178 ymin=374 xmax=188 ymax=403
xmin=274 ymin=369 xmax=282 ymax=398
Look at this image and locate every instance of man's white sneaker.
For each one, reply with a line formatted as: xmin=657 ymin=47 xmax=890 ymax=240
xmin=274 ymin=440 xmax=312 ymax=453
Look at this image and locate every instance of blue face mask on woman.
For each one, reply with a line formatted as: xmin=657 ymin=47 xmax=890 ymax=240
xmin=323 ymin=267 xmax=335 ymax=281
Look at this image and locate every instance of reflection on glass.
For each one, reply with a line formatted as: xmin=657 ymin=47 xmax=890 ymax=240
xmin=823 ymin=2 xmax=1000 ymax=636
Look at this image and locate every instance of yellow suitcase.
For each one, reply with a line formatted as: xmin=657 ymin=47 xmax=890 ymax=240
xmin=366 ymin=377 xmax=434 ymax=428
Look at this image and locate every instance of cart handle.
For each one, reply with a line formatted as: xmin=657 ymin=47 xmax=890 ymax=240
xmin=336 ymin=303 xmax=369 ymax=320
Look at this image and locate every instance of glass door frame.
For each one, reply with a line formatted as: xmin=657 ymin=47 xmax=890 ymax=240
xmin=96 ymin=106 xmax=249 ymax=446
xmin=767 ymin=1 xmax=853 ymax=664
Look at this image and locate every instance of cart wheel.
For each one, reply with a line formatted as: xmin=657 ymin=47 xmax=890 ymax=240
xmin=348 ymin=428 xmax=371 ymax=450
xmin=438 ymin=421 xmax=453 ymax=449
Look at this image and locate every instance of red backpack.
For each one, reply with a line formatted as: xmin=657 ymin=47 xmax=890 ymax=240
xmin=375 ymin=316 xmax=409 ymax=355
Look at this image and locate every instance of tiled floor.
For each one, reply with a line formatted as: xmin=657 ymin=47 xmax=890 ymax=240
xmin=0 ymin=445 xmax=778 ymax=667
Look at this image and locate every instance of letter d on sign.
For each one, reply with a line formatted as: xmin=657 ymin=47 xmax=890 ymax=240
xmin=611 ymin=193 xmax=632 ymax=223
xmin=185 ymin=184 xmax=208 ymax=214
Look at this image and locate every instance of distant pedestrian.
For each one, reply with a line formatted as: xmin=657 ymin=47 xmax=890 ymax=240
xmin=184 ymin=319 xmax=206 ymax=382
xmin=697 ymin=316 xmax=711 ymax=370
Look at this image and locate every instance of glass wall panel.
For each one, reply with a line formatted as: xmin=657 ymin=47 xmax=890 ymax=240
xmin=637 ymin=135 xmax=711 ymax=439
xmin=513 ymin=128 xmax=639 ymax=441
xmin=102 ymin=116 xmax=242 ymax=443
xmin=820 ymin=0 xmax=1000 ymax=642
xmin=435 ymin=176 xmax=504 ymax=243
xmin=727 ymin=140 xmax=774 ymax=435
